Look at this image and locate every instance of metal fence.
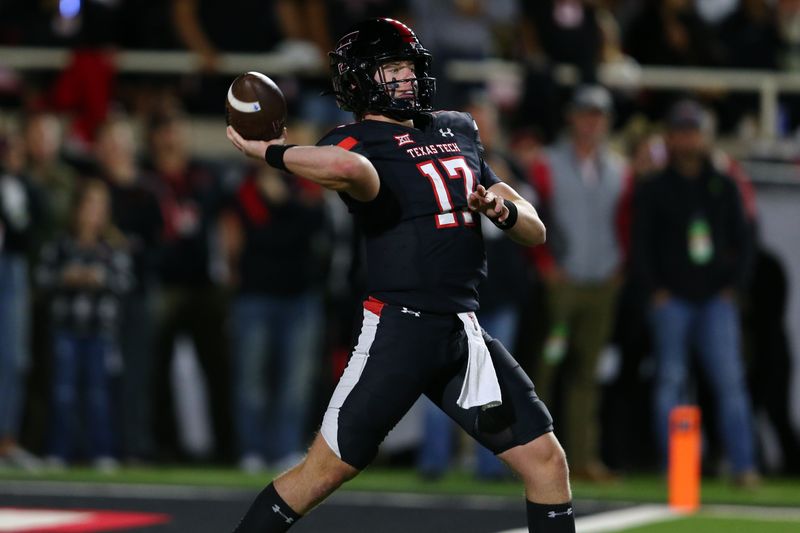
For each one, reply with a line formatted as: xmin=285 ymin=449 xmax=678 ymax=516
xmin=5 ymin=46 xmax=800 ymax=139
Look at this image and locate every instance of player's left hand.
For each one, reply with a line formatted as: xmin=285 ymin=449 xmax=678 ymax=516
xmin=227 ymin=126 xmax=287 ymax=160
xmin=468 ymin=184 xmax=509 ymax=222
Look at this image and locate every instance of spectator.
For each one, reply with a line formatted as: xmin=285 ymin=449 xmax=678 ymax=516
xmin=517 ymin=2 xmax=635 ymax=134
xmin=530 ymin=85 xmax=631 ymax=482
xmin=600 ymin=117 xmax=667 ymax=470
xmin=631 ymin=99 xmax=760 ymax=486
xmin=717 ymin=0 xmax=784 ymax=131
xmin=144 ymin=109 xmax=231 ymax=462
xmin=23 ymin=112 xmax=78 ymax=245
xmin=624 ymin=0 xmax=723 ymax=67
xmin=281 ymin=0 xmax=409 ymax=128
xmin=93 ymin=116 xmax=164 ymax=462
xmin=508 ymin=128 xmax=547 ymax=177
xmin=316 ymin=0 xmax=408 ymax=48
xmin=776 ymin=0 xmax=800 ymax=129
xmin=171 ymin=0 xmax=294 ymax=113
xmin=410 ymin=0 xmax=519 ymax=108
xmin=23 ymin=111 xmax=80 ymax=453
xmin=221 ymin=162 xmax=329 ymax=473
xmin=0 ymin=128 xmax=44 ymax=471
xmin=36 ymin=179 xmax=131 ymax=471
xmin=707 ymin=146 xmax=800 ymax=476
xmin=694 ymin=0 xmax=739 ymax=26
xmin=512 ymin=1 xmax=563 ymax=143
xmin=511 ymin=66 xmax=561 ymax=145
xmin=47 ymin=0 xmax=126 ymax=153
xmin=743 ymin=244 xmax=800 ymax=475
xmin=624 ymin=117 xmax=667 ymax=181
xmin=172 ymin=0 xmax=288 ymax=72
xmin=522 ymin=0 xmax=603 ymax=82
xmin=0 ymin=1 xmax=50 ymax=45
xmin=596 ymin=4 xmax=633 ymax=66
xmin=719 ymin=0 xmax=782 ymax=70
xmin=777 ymin=0 xmax=800 ymax=71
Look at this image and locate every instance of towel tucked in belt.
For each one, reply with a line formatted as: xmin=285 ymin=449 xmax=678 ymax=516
xmin=456 ymin=312 xmax=502 ymax=410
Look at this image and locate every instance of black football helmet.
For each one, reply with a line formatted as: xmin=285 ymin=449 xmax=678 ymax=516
xmin=329 ymin=18 xmax=436 ymax=120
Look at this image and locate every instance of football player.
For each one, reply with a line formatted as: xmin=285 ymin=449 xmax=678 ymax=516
xmin=227 ymin=18 xmax=575 ymax=533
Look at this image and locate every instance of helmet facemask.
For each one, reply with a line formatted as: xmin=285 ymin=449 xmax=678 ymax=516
xmin=368 ymin=57 xmax=436 ymax=120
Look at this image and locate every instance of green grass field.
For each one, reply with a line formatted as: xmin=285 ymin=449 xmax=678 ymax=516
xmin=2 ymin=467 xmax=799 ymax=532
xmin=3 ymin=467 xmax=799 ymax=506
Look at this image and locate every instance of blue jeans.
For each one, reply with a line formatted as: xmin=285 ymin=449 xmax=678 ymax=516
xmin=0 ymin=254 xmax=29 ymax=440
xmin=418 ymin=307 xmax=518 ymax=478
xmin=650 ymin=295 xmax=756 ymax=474
xmin=232 ymin=291 xmax=322 ymax=461
xmin=49 ymin=332 xmax=115 ymax=460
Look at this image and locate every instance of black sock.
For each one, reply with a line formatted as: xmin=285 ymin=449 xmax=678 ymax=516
xmin=233 ymin=482 xmax=302 ymax=533
xmin=526 ymin=500 xmax=575 ymax=533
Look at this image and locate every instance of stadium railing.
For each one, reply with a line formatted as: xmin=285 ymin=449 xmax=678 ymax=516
xmin=5 ymin=46 xmax=800 ymax=140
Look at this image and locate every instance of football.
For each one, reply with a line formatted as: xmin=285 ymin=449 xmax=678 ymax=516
xmin=225 ymin=72 xmax=287 ymax=141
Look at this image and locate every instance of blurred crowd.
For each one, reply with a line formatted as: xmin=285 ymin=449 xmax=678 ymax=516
xmin=0 ymin=0 xmax=798 ymax=485
xmin=5 ymin=1 xmax=800 ymax=135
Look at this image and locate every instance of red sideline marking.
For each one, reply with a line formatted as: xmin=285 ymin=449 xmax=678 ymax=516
xmin=363 ymin=296 xmax=385 ymax=317
xmin=0 ymin=508 xmax=170 ymax=532
xmin=337 ymin=136 xmax=358 ymax=151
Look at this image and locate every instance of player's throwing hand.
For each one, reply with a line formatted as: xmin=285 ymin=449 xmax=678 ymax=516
xmin=227 ymin=126 xmax=287 ymax=160
xmin=468 ymin=184 xmax=509 ymax=222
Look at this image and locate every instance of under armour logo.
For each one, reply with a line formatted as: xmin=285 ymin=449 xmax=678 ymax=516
xmin=394 ymin=133 xmax=414 ymax=146
xmin=439 ymin=128 xmax=454 ymax=137
xmin=547 ymin=508 xmax=573 ymax=518
xmin=401 ymin=307 xmax=421 ymax=317
xmin=272 ymin=505 xmax=295 ymax=524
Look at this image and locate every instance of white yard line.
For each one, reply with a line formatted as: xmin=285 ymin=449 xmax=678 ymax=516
xmin=495 ymin=504 xmax=678 ymax=533
xmin=0 ymin=509 xmax=92 ymax=531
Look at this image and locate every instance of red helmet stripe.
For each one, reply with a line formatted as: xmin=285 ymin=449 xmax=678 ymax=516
xmin=384 ymin=18 xmax=416 ymax=43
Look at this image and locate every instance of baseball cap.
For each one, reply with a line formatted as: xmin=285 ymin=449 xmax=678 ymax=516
xmin=666 ymin=99 xmax=706 ymax=130
xmin=570 ymin=84 xmax=613 ymax=114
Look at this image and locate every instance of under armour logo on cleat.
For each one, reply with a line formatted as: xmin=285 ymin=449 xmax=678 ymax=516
xmin=401 ymin=307 xmax=421 ymax=317
xmin=547 ymin=508 xmax=573 ymax=518
xmin=272 ymin=505 xmax=295 ymax=524
xmin=439 ymin=128 xmax=454 ymax=137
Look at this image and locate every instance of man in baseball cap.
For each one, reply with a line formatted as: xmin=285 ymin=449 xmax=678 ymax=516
xmin=666 ymin=98 xmax=708 ymax=131
xmin=569 ymin=84 xmax=613 ymax=114
xmin=632 ymin=96 xmax=760 ymax=488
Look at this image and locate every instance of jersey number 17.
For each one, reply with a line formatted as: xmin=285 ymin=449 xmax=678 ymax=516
xmin=417 ymin=156 xmax=476 ymax=229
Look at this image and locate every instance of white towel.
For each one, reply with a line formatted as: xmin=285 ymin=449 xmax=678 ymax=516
xmin=456 ymin=312 xmax=502 ymax=410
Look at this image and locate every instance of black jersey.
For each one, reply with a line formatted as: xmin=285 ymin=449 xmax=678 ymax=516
xmin=317 ymin=111 xmax=501 ymax=313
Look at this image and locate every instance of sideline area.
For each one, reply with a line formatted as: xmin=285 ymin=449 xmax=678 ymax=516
xmin=1 ymin=468 xmax=799 ymax=532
